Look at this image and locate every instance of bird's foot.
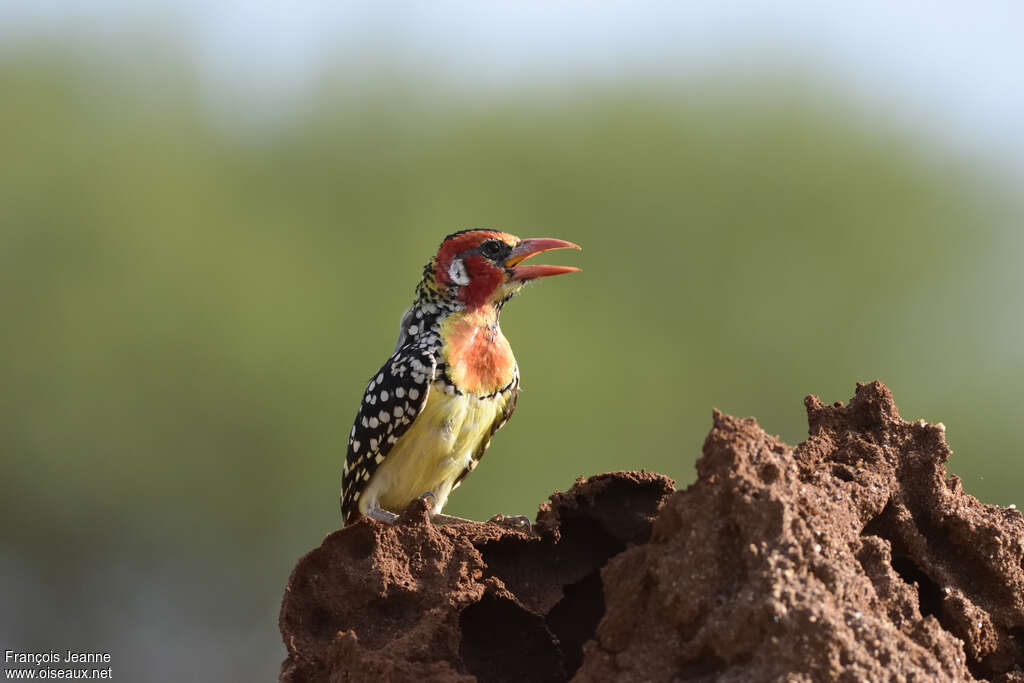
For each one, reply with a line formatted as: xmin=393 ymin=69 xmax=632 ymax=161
xmin=424 ymin=511 xmax=532 ymax=531
xmin=366 ymin=506 xmax=399 ymax=525
xmin=429 ymin=512 xmax=476 ymax=526
xmin=488 ymin=514 xmax=532 ymax=532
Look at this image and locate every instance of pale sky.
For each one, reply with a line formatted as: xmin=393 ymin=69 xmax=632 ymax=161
xmin=3 ymin=1 xmax=1023 ymax=175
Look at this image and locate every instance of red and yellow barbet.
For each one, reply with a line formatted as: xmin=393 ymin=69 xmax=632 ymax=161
xmin=341 ymin=229 xmax=581 ymax=526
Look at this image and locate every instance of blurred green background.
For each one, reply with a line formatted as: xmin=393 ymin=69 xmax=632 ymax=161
xmin=2 ymin=4 xmax=1023 ymax=681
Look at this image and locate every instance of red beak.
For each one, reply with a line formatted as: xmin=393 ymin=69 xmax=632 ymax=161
xmin=506 ymin=238 xmax=582 ymax=281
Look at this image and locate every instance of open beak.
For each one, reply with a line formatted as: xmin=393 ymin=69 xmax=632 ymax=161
xmin=506 ymin=238 xmax=582 ymax=281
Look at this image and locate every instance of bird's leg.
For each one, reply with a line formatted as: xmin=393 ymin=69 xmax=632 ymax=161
xmin=365 ymin=505 xmax=399 ymax=525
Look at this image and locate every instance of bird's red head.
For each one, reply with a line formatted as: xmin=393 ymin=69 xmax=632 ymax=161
xmin=430 ymin=229 xmax=581 ymax=309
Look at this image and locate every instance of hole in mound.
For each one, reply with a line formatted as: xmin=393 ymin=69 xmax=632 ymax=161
xmin=1010 ymin=627 xmax=1024 ymax=666
xmin=831 ymin=464 xmax=855 ymax=482
xmin=555 ymin=514 xmax=628 ymax=572
xmin=889 ymin=555 xmax=944 ymax=621
xmin=480 ymin=537 xmax=553 ymax=592
xmin=860 ymin=501 xmax=894 ymax=539
xmin=858 ymin=504 xmax=1003 ymax=674
xmin=758 ymin=463 xmax=780 ymax=484
xmin=967 ymin=658 xmax=988 ymax=681
xmin=459 ymin=593 xmax=566 ymax=683
xmin=545 ymin=570 xmax=605 ymax=676
xmin=480 ymin=513 xmax=626 ymax=616
xmin=861 ymin=505 xmax=944 ymax=622
xmin=583 ymin=476 xmax=673 ymax=544
xmin=677 ymin=648 xmax=726 ymax=678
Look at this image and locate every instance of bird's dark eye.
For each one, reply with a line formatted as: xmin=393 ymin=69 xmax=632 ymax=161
xmin=480 ymin=239 xmax=505 ymax=260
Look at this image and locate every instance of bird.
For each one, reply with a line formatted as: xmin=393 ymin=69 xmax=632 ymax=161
xmin=340 ymin=229 xmax=581 ymax=527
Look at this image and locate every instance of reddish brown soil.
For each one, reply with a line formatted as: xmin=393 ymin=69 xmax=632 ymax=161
xmin=279 ymin=382 xmax=1024 ymax=682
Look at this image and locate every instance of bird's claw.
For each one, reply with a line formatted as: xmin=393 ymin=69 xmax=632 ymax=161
xmin=488 ymin=513 xmax=532 ymax=531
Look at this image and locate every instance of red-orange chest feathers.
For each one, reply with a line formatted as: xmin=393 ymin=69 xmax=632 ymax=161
xmin=441 ymin=312 xmax=516 ymax=395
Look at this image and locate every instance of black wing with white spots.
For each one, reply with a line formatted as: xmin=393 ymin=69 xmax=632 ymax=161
xmin=341 ymin=346 xmax=436 ymax=524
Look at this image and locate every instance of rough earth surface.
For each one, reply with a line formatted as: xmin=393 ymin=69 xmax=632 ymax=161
xmin=280 ymin=382 xmax=1024 ymax=682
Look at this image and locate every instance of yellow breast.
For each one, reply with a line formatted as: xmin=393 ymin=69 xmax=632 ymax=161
xmin=359 ymin=382 xmax=512 ymax=516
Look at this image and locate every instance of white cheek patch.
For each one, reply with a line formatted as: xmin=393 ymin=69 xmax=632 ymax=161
xmin=448 ymin=258 xmax=471 ymax=285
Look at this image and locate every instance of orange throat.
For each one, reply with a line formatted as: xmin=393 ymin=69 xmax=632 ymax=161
xmin=441 ymin=308 xmax=516 ymax=395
